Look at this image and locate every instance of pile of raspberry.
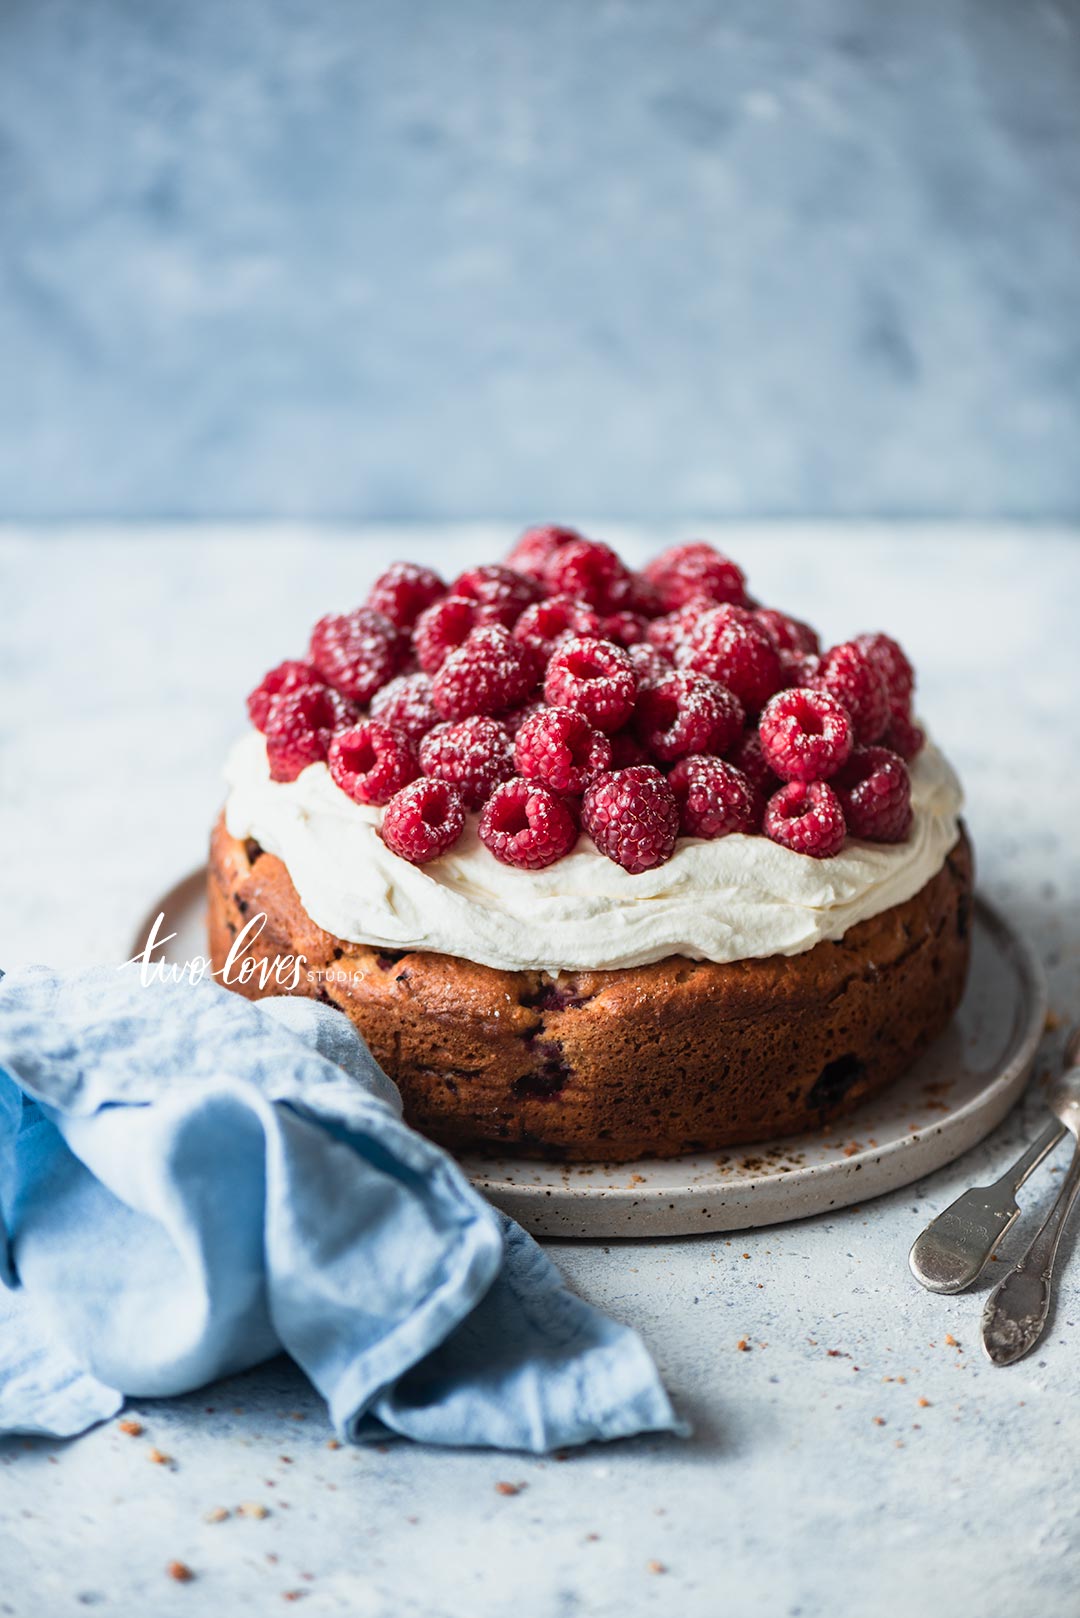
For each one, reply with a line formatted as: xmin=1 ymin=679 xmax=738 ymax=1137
xmin=247 ymin=529 xmax=924 ymax=871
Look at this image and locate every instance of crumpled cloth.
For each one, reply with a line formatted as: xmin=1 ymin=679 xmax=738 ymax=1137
xmin=0 ymin=966 xmax=682 ymax=1450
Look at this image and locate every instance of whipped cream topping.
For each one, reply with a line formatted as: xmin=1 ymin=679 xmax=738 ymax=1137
xmin=224 ymin=731 xmax=963 ymax=975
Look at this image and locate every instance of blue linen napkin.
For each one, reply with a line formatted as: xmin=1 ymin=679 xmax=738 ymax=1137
xmin=0 ymin=965 xmax=682 ymax=1450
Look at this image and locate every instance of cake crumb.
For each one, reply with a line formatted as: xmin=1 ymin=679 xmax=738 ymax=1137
xmin=118 ymin=1419 xmax=143 ymax=1436
xmin=166 ymin=1561 xmax=195 ymax=1583
xmin=326 ymin=1439 xmax=342 ymax=1450
xmin=917 ymin=1398 xmax=931 ymax=1408
xmin=945 ymin=1333 xmax=959 ymax=1348
xmin=238 ymin=1501 xmax=270 ymax=1519
xmin=495 ymin=1481 xmax=526 ymax=1496
xmin=736 ymin=1339 xmax=750 ymax=1352
xmin=148 ymin=1447 xmax=172 ymax=1466
xmin=203 ymin=1506 xmax=230 ymax=1523
xmin=872 ymin=1417 xmax=886 ymax=1426
xmin=647 ymin=1561 xmax=667 ymax=1575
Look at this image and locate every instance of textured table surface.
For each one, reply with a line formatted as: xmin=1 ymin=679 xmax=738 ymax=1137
xmin=1 ymin=524 xmax=1079 ymax=1617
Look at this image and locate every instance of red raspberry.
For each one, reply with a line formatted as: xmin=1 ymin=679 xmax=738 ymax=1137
xmin=779 ymin=649 xmax=821 ymax=686
xmin=502 ymin=699 xmax=546 ymax=737
xmin=645 ymin=597 xmax=712 ymax=660
xmin=607 ymin=727 xmax=651 ymax=769
xmin=381 ymin=776 xmax=467 ymax=865
xmin=582 ymin=765 xmax=679 ymax=873
xmin=599 ymin=610 xmax=649 ymax=647
xmin=544 ymin=539 xmax=631 ymax=612
xmin=512 ymin=594 xmax=602 ymax=660
xmin=729 ymin=728 xmax=782 ymax=800
xmin=514 ymin=706 xmax=612 ymax=796
xmin=677 ymin=604 xmax=782 ymax=713
xmin=327 ymin=721 xmax=419 ymax=806
xmin=759 ymin=687 xmax=853 ymax=782
xmin=854 ymin=632 xmax=915 ymax=712
xmin=264 ymin=684 xmax=345 ymax=783
xmin=451 ymin=564 xmax=539 ymax=624
xmin=478 ymin=777 xmax=579 ymax=870
xmin=644 ymin=542 xmax=746 ymax=612
xmin=764 ymin=781 xmax=847 ymax=859
xmin=669 ymin=756 xmax=758 ymax=839
xmin=634 ymin=669 xmax=744 ymax=763
xmin=365 ymin=561 xmax=445 ymax=630
xmin=505 ymin=524 xmax=582 ymax=581
xmin=309 ymin=607 xmax=405 ymax=704
xmin=753 ymin=608 xmax=820 ymax=656
xmin=834 ymin=746 xmax=913 ymax=842
xmin=247 ymin=659 xmax=321 ymax=733
xmin=815 ymin=642 xmax=889 ymax=743
xmin=418 ymin=716 xmax=515 ymax=809
xmin=627 ymin=642 xmax=670 ymax=687
xmin=413 ymin=595 xmax=486 ymax=673
xmin=544 ymin=636 xmax=637 ymax=733
xmin=432 ymin=624 xmax=537 ymax=721
xmin=882 ymin=708 xmax=925 ymax=761
xmin=369 ymin=670 xmax=439 ymax=743
xmin=609 ymin=571 xmax=663 ymax=619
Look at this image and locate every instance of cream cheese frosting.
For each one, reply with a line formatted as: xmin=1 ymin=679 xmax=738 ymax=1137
xmin=223 ymin=730 xmax=963 ymax=974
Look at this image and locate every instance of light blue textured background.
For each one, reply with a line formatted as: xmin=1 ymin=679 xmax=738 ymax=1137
xmin=2 ymin=0 xmax=1079 ymax=520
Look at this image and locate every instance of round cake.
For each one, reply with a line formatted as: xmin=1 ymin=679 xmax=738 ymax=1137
xmin=209 ymin=529 xmax=972 ymax=1161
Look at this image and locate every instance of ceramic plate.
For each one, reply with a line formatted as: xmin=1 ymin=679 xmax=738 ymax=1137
xmin=133 ymin=875 xmax=1046 ymax=1238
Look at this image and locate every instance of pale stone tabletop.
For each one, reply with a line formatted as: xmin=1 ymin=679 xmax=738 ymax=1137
xmin=1 ymin=525 xmax=1078 ymax=1618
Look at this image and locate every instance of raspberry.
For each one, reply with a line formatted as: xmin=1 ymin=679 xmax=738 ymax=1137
xmin=369 ymin=670 xmax=439 ymax=743
xmin=419 ymin=716 xmax=515 ymax=809
xmin=502 ymin=699 xmax=546 ymax=737
xmin=644 ymin=543 xmax=746 ymax=612
xmin=610 ymin=571 xmax=663 ymax=619
xmin=264 ymin=684 xmax=344 ymax=783
xmin=758 ymin=688 xmax=853 ymax=782
xmin=505 ymin=524 xmax=582 ymax=581
xmin=327 ymin=721 xmax=419 ymax=806
xmin=432 ymin=624 xmax=537 ymax=721
xmin=815 ymin=642 xmax=889 ymax=743
xmin=512 ymin=594 xmax=602 ymax=660
xmin=599 ymin=611 xmax=649 ymax=647
xmin=834 ymin=746 xmax=912 ymax=842
xmin=365 ymin=561 xmax=445 ymax=629
xmin=669 ymin=756 xmax=757 ymax=839
xmin=634 ymin=670 xmax=744 ymax=763
xmin=309 ymin=608 xmax=405 ymax=704
xmin=882 ymin=708 xmax=925 ymax=761
xmin=729 ymin=728 xmax=782 ymax=800
xmin=753 ymin=608 xmax=820 ymax=656
xmin=413 ymin=595 xmax=485 ymax=673
xmin=854 ymin=632 xmax=915 ymax=712
xmin=645 ymin=597 xmax=711 ymax=660
xmin=247 ymin=659 xmax=321 ymax=733
xmin=544 ymin=539 xmax=631 ymax=612
xmin=381 ymin=776 xmax=467 ymax=865
xmin=764 ymin=781 xmax=847 ymax=859
xmin=677 ymin=604 xmax=782 ymax=713
xmin=627 ymin=642 xmax=670 ymax=687
xmin=544 ymin=636 xmax=637 ymax=733
xmin=451 ymin=564 xmax=539 ymax=624
xmin=478 ymin=777 xmax=579 ymax=869
xmin=514 ymin=706 xmax=612 ymax=796
xmin=582 ymin=765 xmax=679 ymax=873
xmin=608 ymin=727 xmax=651 ymax=769
xmin=778 ymin=649 xmax=821 ymax=687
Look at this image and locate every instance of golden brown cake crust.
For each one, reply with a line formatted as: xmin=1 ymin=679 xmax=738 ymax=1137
xmin=208 ymin=814 xmax=973 ymax=1161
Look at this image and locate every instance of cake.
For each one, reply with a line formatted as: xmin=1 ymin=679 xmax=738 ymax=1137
xmin=209 ymin=529 xmax=971 ymax=1161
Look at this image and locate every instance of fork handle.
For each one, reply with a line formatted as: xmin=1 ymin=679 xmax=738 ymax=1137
xmin=982 ymin=1143 xmax=1080 ymax=1366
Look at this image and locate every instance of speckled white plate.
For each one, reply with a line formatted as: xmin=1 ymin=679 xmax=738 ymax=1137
xmin=134 ymin=877 xmax=1045 ymax=1238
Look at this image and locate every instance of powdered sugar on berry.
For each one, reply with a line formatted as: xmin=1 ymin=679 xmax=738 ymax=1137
xmin=224 ymin=728 xmax=963 ymax=973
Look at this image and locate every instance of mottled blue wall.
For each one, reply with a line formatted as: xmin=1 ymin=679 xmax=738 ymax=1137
xmin=2 ymin=0 xmax=1079 ymax=520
